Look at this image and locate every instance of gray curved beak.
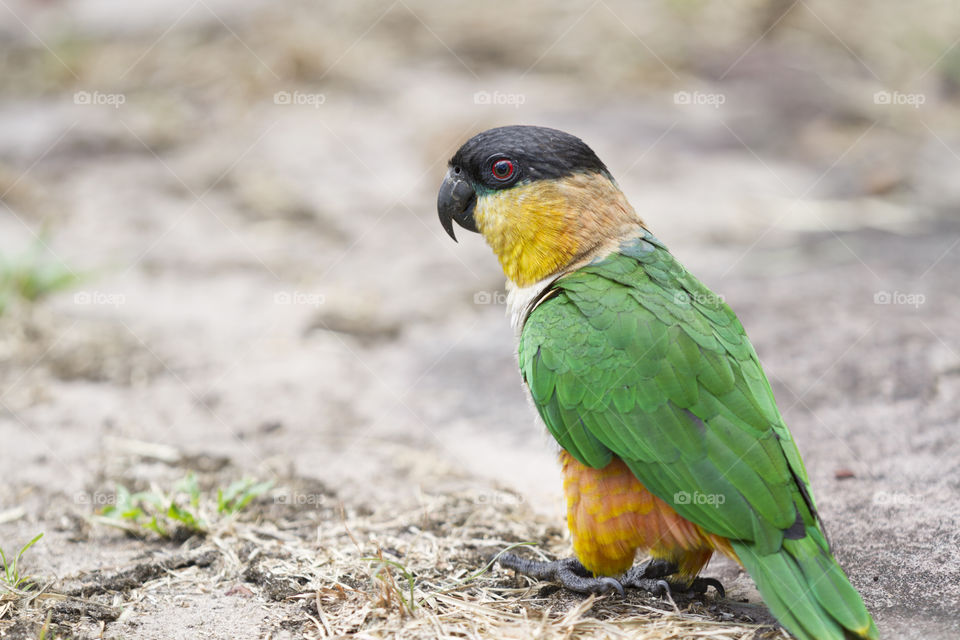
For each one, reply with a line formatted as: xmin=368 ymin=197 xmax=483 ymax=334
xmin=437 ymin=168 xmax=478 ymax=242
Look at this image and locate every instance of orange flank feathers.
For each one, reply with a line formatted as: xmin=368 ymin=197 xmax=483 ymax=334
xmin=561 ymin=451 xmax=737 ymax=580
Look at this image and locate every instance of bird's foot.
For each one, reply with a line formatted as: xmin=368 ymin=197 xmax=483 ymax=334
xmin=620 ymin=558 xmax=674 ymax=596
xmin=497 ymin=553 xmax=724 ymax=600
xmin=684 ymin=576 xmax=725 ymax=598
xmin=498 ymin=553 xmax=624 ymax=596
xmin=620 ymin=559 xmax=725 ymax=599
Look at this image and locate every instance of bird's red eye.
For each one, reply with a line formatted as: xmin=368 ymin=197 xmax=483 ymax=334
xmin=491 ymin=159 xmax=515 ymax=181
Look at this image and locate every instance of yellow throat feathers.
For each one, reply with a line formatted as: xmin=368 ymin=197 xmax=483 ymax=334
xmin=473 ymin=172 xmax=642 ymax=287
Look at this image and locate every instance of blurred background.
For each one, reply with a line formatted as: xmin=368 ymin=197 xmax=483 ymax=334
xmin=1 ymin=1 xmax=959 ymax=638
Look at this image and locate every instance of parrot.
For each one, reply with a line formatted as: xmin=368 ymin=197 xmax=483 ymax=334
xmin=436 ymin=125 xmax=878 ymax=640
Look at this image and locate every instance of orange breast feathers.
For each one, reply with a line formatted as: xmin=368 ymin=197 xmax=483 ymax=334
xmin=561 ymin=451 xmax=738 ymax=579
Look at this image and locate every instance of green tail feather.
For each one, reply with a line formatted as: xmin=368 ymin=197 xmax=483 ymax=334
xmin=732 ymin=528 xmax=878 ymax=640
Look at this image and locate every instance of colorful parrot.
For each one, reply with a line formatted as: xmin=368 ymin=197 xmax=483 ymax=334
xmin=437 ymin=125 xmax=877 ymax=640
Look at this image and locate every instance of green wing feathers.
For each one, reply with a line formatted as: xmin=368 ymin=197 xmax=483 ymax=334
xmin=733 ymin=528 xmax=879 ymax=640
xmin=518 ymin=232 xmax=877 ymax=640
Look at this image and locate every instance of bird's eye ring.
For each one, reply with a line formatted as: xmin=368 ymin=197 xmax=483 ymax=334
xmin=491 ymin=158 xmax=515 ymax=181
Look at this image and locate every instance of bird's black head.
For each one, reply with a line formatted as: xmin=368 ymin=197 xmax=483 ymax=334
xmin=437 ymin=126 xmax=609 ymax=240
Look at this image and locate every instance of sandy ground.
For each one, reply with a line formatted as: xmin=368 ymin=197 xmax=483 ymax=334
xmin=1 ymin=1 xmax=959 ymax=638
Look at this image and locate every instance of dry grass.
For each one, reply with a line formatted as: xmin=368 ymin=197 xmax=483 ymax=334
xmin=0 ymin=459 xmax=789 ymax=639
xmin=4 ymin=461 xmax=793 ymax=639
xmin=271 ymin=491 xmax=785 ymax=640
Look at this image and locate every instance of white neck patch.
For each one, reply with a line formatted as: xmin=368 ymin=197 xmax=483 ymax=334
xmin=505 ymin=277 xmax=555 ymax=336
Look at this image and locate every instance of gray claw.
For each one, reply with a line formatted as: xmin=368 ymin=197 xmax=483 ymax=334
xmin=653 ymin=579 xmax=671 ymax=597
xmin=497 ymin=552 xmax=624 ymax=596
xmin=689 ymin=576 xmax=726 ymax=599
xmin=598 ymin=576 xmax=625 ymax=597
